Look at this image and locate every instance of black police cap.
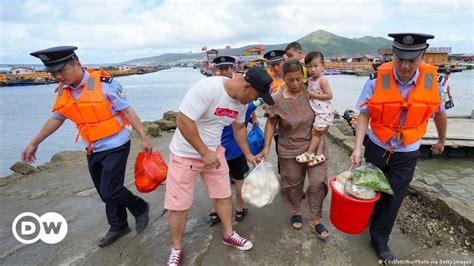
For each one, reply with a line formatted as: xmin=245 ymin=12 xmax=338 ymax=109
xmin=263 ymin=50 xmax=285 ymax=64
xmin=213 ymin=56 xmax=236 ymax=67
xmin=388 ymin=33 xmax=434 ymax=60
xmin=243 ymin=66 xmax=274 ymax=105
xmin=30 ymin=46 xmax=78 ymax=72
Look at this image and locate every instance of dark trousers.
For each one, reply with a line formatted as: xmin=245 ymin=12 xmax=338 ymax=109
xmin=87 ymin=141 xmax=147 ymax=232
xmin=363 ymin=137 xmax=420 ymax=247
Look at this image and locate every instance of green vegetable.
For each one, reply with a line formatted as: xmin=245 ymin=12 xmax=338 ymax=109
xmin=352 ymin=164 xmax=394 ymax=195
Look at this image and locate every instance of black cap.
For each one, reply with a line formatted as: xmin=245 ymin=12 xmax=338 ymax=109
xmin=263 ymin=50 xmax=285 ymax=64
xmin=30 ymin=46 xmax=78 ymax=72
xmin=372 ymin=62 xmax=382 ymax=71
xmin=445 ymin=69 xmax=451 ymax=74
xmin=213 ymin=56 xmax=236 ymax=67
xmin=388 ymin=33 xmax=434 ymax=60
xmin=243 ymin=66 xmax=274 ymax=105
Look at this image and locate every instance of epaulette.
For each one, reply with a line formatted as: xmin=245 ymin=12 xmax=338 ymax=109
xmin=100 ymin=76 xmax=113 ymax=84
xmin=369 ymin=72 xmax=377 ymax=80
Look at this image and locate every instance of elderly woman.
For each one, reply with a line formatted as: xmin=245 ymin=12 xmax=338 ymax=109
xmin=260 ymin=59 xmax=330 ymax=239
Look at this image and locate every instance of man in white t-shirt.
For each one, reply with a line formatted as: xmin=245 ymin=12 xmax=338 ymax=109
xmin=164 ymin=67 xmax=274 ymax=265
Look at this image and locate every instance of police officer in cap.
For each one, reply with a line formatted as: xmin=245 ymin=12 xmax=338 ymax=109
xmin=263 ymin=50 xmax=285 ymax=92
xmin=350 ymin=34 xmax=447 ymax=262
xmin=213 ymin=56 xmax=237 ymax=79
xmin=23 ymin=46 xmax=152 ymax=247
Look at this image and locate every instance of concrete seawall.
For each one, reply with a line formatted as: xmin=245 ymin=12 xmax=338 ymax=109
xmin=0 ymin=114 xmax=472 ymax=265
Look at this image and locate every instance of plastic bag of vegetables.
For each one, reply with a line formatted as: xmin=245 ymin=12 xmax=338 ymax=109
xmin=242 ymin=161 xmax=279 ymax=208
xmin=352 ymin=162 xmax=394 ymax=195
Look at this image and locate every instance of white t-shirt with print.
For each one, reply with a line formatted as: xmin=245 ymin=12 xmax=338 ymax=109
xmin=169 ymin=76 xmax=246 ymax=158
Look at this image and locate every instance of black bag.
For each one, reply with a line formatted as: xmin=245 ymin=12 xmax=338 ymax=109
xmin=445 ymin=98 xmax=454 ymax=109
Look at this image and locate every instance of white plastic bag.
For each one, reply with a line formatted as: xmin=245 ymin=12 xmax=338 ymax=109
xmin=242 ymin=161 xmax=279 ymax=208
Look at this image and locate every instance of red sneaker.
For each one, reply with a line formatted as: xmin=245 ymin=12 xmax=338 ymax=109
xmin=222 ymin=231 xmax=253 ymax=251
xmin=165 ymin=248 xmax=184 ymax=266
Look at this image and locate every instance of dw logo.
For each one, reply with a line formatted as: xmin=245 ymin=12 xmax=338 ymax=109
xmin=12 ymin=212 xmax=68 ymax=244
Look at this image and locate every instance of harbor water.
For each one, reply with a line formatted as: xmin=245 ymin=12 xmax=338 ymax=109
xmin=0 ymin=68 xmax=473 ymax=207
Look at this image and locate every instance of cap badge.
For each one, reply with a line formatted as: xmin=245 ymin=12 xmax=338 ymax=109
xmin=221 ymin=57 xmax=225 ymax=62
xmin=270 ymin=51 xmax=275 ymax=57
xmin=38 ymin=54 xmax=50 ymax=61
xmin=403 ymin=36 xmax=414 ymax=45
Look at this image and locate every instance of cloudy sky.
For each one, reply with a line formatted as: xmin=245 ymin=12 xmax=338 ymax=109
xmin=1 ymin=0 xmax=472 ymax=64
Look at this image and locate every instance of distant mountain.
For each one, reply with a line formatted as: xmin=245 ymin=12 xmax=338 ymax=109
xmin=122 ymin=30 xmax=392 ymax=65
xmin=297 ymin=30 xmax=392 ymax=58
xmin=352 ymin=35 xmax=393 ymax=52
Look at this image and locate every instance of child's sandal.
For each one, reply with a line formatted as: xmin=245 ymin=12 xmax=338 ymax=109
xmin=307 ymin=154 xmax=326 ymax=167
xmin=296 ymin=152 xmax=317 ymax=163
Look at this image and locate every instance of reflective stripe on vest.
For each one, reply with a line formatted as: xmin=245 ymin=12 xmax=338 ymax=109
xmin=367 ymin=61 xmax=441 ymax=146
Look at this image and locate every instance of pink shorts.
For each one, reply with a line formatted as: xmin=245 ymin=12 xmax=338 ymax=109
xmin=164 ymin=146 xmax=231 ymax=211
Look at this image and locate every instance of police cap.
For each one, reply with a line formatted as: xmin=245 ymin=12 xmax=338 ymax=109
xmin=30 ymin=46 xmax=78 ymax=72
xmin=263 ymin=50 xmax=285 ymax=64
xmin=388 ymin=33 xmax=434 ymax=60
xmin=213 ymin=56 xmax=236 ymax=67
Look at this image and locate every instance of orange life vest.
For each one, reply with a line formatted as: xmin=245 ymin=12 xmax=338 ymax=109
xmin=266 ymin=69 xmax=284 ymax=93
xmin=52 ymin=69 xmax=128 ymax=146
xmin=366 ymin=62 xmax=441 ymax=146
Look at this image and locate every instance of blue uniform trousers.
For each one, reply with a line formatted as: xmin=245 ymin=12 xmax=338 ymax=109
xmin=363 ymin=137 xmax=420 ymax=247
xmin=87 ymin=141 xmax=147 ymax=232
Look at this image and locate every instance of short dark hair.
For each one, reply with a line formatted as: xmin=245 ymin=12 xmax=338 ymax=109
xmin=285 ymin=41 xmax=302 ymax=52
xmin=282 ymin=59 xmax=303 ymax=76
xmin=305 ymin=51 xmax=324 ymax=65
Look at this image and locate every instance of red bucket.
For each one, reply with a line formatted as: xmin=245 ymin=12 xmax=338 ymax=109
xmin=329 ymin=176 xmax=381 ymax=234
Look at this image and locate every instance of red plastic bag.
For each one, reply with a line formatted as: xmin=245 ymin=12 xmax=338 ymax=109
xmin=134 ymin=151 xmax=168 ymax=193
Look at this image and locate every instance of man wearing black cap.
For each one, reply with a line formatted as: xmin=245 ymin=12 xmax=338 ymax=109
xmin=213 ymin=55 xmax=237 ymax=78
xmin=164 ymin=66 xmax=273 ymax=265
xmin=209 ymin=55 xmax=261 ymax=225
xmin=23 ymin=46 xmax=152 ymax=247
xmin=264 ymin=50 xmax=285 ymax=92
xmin=350 ymin=34 xmax=447 ymax=262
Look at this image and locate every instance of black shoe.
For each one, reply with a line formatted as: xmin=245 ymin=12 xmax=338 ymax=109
xmin=234 ymin=208 xmax=248 ymax=222
xmin=371 ymin=242 xmax=395 ymax=263
xmin=97 ymin=227 xmax=131 ymax=247
xmin=209 ymin=212 xmax=220 ymax=226
xmin=135 ymin=202 xmax=150 ymax=233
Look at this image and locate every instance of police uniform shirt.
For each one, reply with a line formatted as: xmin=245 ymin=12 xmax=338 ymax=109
xmin=52 ymin=70 xmax=130 ymax=152
xmin=355 ymin=68 xmax=445 ymax=152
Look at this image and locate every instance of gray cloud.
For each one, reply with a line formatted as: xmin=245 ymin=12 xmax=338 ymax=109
xmin=1 ymin=0 xmax=472 ymax=63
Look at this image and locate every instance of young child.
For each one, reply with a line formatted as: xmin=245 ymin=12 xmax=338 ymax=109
xmin=296 ymin=51 xmax=334 ymax=166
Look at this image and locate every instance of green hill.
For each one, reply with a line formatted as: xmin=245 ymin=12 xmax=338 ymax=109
xmin=297 ymin=30 xmax=392 ymax=57
xmin=123 ymin=30 xmax=392 ymax=65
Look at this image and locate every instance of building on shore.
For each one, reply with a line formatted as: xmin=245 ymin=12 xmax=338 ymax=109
xmin=349 ymin=54 xmax=380 ymax=63
xmin=378 ymin=47 xmax=452 ymax=66
xmin=11 ymin=67 xmax=35 ymax=75
xmin=449 ymin=53 xmax=474 ymax=63
xmin=118 ymin=65 xmax=133 ymax=71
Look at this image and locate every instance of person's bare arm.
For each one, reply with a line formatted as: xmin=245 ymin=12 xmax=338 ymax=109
xmin=176 ymin=112 xmax=220 ymax=169
xmin=350 ymin=112 xmax=370 ymax=165
xmin=260 ymin=117 xmax=278 ymax=160
xmin=232 ymin=121 xmax=257 ymax=166
xmin=308 ymin=78 xmax=333 ymax=101
xmin=121 ymin=107 xmax=152 ymax=153
xmin=22 ymin=117 xmax=65 ymax=163
xmin=431 ymin=111 xmax=447 ymax=155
